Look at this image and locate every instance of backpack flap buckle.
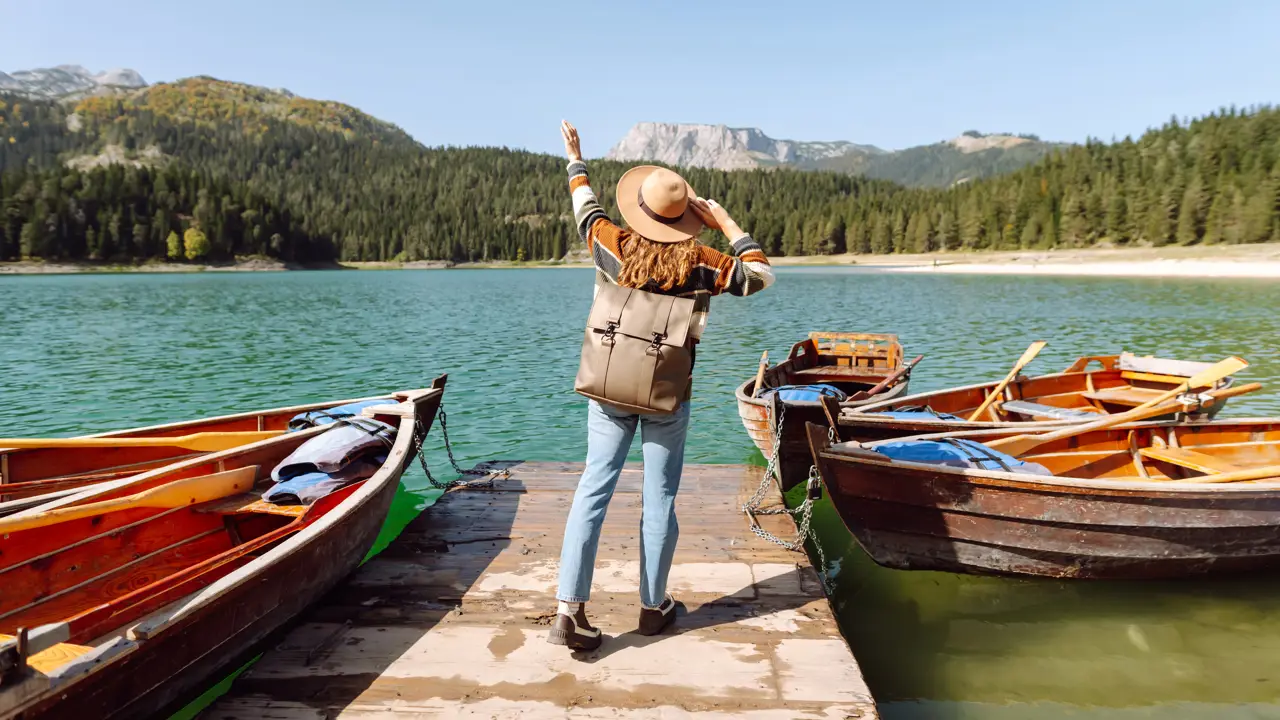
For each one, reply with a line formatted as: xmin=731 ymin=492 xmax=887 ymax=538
xmin=647 ymin=332 xmax=666 ymax=355
xmin=601 ymin=321 xmax=619 ymax=346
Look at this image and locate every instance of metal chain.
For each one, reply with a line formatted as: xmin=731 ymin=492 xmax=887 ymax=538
xmin=413 ymin=402 xmax=506 ymax=490
xmin=741 ymin=402 xmax=831 ymax=589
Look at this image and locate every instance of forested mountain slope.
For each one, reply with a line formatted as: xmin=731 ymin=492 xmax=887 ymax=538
xmin=1 ymin=77 xmax=1277 ymax=264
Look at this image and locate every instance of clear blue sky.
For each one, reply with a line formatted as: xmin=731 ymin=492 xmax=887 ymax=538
xmin=2 ymin=0 xmax=1277 ymax=156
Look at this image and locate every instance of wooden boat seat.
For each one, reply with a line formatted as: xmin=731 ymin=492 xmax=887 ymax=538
xmin=792 ymin=365 xmax=893 ymax=380
xmin=1000 ymin=400 xmax=1099 ymax=421
xmin=1082 ymin=386 xmax=1163 ymax=407
xmin=1139 ymin=447 xmax=1244 ymax=475
xmin=197 ymin=492 xmax=308 ymax=518
xmin=0 ymin=633 xmax=94 ymax=674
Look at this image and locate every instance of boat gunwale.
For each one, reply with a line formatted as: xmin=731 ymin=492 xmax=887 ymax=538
xmin=0 ymin=379 xmax=445 ymax=714
xmin=844 ymin=366 xmax=1122 ymax=417
xmin=732 ymin=361 xmax=911 ymax=411
xmin=820 ymin=417 xmax=1280 ymax=495
xmin=1 ymin=391 xmax=401 ymax=450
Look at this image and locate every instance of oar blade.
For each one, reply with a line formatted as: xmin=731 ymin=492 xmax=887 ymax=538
xmin=1016 ymin=340 xmax=1049 ymax=369
xmin=143 ymin=465 xmax=258 ymax=506
xmin=1188 ymin=356 xmax=1248 ymax=389
xmin=0 ymin=466 xmax=257 ymax=534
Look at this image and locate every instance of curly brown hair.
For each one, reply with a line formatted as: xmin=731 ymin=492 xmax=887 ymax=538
xmin=616 ymin=230 xmax=700 ymax=291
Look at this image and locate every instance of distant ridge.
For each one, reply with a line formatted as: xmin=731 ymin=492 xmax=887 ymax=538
xmin=0 ymin=64 xmax=147 ymax=100
xmin=607 ymin=122 xmax=1066 ymax=187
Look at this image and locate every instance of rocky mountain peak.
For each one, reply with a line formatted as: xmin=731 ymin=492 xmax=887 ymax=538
xmin=606 ymin=122 xmax=883 ymax=171
xmin=0 ymin=65 xmax=147 ymax=100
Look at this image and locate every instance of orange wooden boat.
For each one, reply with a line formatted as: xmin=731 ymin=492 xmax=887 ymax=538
xmin=838 ymin=353 xmax=1238 ymax=443
xmin=807 ymin=410 xmax=1280 ymax=580
xmin=0 ymin=377 xmax=446 ymax=719
xmin=0 ymin=390 xmax=428 ymax=516
xmin=736 ymin=332 xmax=913 ymax=491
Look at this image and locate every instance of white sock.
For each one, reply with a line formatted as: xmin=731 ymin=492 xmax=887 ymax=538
xmin=642 ymin=594 xmax=672 ymax=611
xmin=558 ymin=601 xmax=581 ymax=615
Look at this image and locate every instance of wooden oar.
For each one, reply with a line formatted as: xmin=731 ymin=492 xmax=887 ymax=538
xmin=986 ymin=379 xmax=1260 ymax=457
xmin=752 ymin=352 xmax=769 ymax=398
xmin=0 ymin=466 xmax=256 ymax=534
xmin=1171 ymin=463 xmax=1280 ymax=484
xmin=0 ymin=431 xmax=282 ymax=452
xmin=967 ymin=341 xmax=1047 ymax=422
xmin=1128 ymin=355 xmax=1248 ymax=412
xmin=849 ymin=355 xmax=925 ymax=401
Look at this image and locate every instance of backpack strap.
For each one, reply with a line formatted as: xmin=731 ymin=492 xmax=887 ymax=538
xmin=650 ymin=294 xmax=676 ymax=346
xmin=606 ymin=285 xmax=633 ymax=327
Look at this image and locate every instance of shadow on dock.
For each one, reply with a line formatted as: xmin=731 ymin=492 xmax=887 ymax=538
xmin=205 ymin=461 xmax=877 ymax=718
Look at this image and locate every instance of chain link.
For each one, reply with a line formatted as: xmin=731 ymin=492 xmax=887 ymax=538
xmin=413 ymin=402 xmax=507 ymax=490
xmin=741 ymin=401 xmax=831 ymax=589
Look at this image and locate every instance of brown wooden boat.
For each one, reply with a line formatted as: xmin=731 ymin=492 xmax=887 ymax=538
xmin=0 ymin=391 xmax=425 ymax=516
xmin=838 ymin=353 xmax=1237 ymax=443
xmin=737 ymin=332 xmax=914 ymax=491
xmin=806 ymin=412 xmax=1280 ymax=580
xmin=0 ymin=377 xmax=446 ymax=720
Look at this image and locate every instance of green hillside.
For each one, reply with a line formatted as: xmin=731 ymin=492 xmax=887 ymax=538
xmin=2 ymin=78 xmax=1278 ymax=264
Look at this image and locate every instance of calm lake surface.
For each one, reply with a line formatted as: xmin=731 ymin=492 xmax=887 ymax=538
xmin=3 ymin=267 xmax=1280 ymax=719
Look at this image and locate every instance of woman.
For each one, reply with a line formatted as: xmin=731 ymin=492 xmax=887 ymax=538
xmin=549 ymin=121 xmax=775 ymax=651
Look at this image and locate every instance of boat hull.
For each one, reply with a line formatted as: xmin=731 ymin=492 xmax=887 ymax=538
xmin=7 ymin=380 xmax=445 ymax=720
xmin=809 ymin=420 xmax=1280 ymax=580
xmin=737 ymin=377 xmax=908 ymax=491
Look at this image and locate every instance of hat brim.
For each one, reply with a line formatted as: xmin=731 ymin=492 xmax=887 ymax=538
xmin=616 ymin=166 xmax=704 ymax=244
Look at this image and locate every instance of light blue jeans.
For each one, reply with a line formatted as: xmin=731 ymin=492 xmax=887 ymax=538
xmin=556 ymin=400 xmax=691 ymax=607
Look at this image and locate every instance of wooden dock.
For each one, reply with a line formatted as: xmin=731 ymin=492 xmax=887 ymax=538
xmin=204 ymin=461 xmax=877 ymax=719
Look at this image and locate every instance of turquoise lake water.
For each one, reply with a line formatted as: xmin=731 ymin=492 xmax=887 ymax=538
xmin=3 ymin=267 xmax=1280 ymax=718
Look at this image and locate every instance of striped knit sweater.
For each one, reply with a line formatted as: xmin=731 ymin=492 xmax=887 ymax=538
xmin=568 ymin=160 xmax=775 ymax=339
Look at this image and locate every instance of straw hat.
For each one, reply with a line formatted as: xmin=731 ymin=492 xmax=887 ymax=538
xmin=616 ymin=166 xmax=704 ymax=243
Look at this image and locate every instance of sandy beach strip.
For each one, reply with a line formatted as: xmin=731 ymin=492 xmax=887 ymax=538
xmin=877 ymin=259 xmax=1280 ymax=278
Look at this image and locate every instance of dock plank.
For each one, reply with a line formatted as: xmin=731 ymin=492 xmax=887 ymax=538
xmin=204 ymin=461 xmax=876 ymax=718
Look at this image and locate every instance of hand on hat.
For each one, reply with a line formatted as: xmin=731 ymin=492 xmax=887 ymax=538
xmin=561 ymin=120 xmax=583 ymax=163
xmin=690 ymin=197 xmax=739 ymax=237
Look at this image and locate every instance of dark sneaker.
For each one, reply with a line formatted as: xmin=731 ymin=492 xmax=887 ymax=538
xmin=546 ymin=604 xmax=602 ymax=651
xmin=637 ymin=594 xmax=680 ymax=636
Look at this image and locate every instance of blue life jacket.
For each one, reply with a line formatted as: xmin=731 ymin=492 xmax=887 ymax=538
xmin=873 ymin=438 xmax=1052 ymax=475
xmin=870 ymin=409 xmax=964 ymax=422
xmin=763 ymin=384 xmax=848 ymax=404
xmin=288 ymin=398 xmax=394 ymax=431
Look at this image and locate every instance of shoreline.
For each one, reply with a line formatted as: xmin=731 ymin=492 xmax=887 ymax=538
xmin=4 ymin=244 xmax=1280 ymax=279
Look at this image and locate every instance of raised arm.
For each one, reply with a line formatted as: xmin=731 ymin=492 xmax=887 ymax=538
xmin=562 ymin=121 xmax=626 ymax=281
xmin=689 ymin=198 xmax=776 ymax=297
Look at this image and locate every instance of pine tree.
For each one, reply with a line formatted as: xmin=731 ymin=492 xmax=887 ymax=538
xmin=1176 ymin=174 xmax=1207 ymax=245
xmin=870 ymin=213 xmax=892 ymax=254
xmin=891 ymin=209 xmax=907 ymax=253
xmin=937 ymin=210 xmax=957 ymax=251
xmin=849 ymin=219 xmax=870 ymax=254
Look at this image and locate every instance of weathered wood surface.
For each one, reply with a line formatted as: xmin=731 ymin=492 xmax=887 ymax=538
xmin=811 ymin=419 xmax=1280 ymax=580
xmin=205 ymin=461 xmax=877 ymax=719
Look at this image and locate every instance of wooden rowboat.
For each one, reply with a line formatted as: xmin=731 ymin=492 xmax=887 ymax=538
xmin=0 ymin=391 xmax=423 ymax=516
xmin=805 ymin=413 xmax=1280 ymax=580
xmin=737 ymin=332 xmax=913 ymax=491
xmin=838 ymin=353 xmax=1237 ymax=443
xmin=0 ymin=377 xmax=446 ymax=720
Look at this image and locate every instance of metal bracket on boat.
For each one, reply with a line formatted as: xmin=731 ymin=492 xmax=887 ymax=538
xmin=1176 ymin=391 xmax=1215 ymax=415
xmin=0 ymin=628 xmax=27 ymax=684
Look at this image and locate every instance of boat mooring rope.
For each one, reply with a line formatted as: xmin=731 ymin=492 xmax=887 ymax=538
xmin=742 ymin=402 xmax=830 ymax=588
xmin=412 ymin=403 xmax=505 ymax=490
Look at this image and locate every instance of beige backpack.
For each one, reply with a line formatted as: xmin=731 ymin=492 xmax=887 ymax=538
xmin=574 ymin=282 xmax=696 ymax=415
